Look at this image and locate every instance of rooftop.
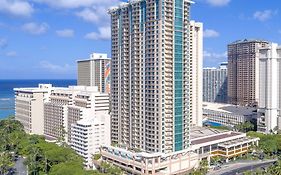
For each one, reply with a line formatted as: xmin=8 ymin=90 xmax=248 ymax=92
xmin=203 ymin=102 xmax=256 ymax=116
xmin=229 ymin=39 xmax=269 ymax=45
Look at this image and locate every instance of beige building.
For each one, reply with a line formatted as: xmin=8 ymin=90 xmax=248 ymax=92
xmin=44 ymin=86 xmax=109 ymax=142
xmin=227 ymin=39 xmax=269 ymax=106
xmin=14 ymin=84 xmax=53 ymax=135
xmin=109 ymin=0 xmax=194 ymax=154
xmin=189 ymin=20 xmax=203 ymax=127
xmin=77 ymin=53 xmax=111 ymax=93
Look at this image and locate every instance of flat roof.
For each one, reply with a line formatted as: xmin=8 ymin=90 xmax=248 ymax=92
xmin=191 ymin=132 xmax=241 ymax=145
xmin=203 ymin=102 xmax=256 ymax=116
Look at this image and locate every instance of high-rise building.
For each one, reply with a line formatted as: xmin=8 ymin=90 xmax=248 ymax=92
xmin=189 ymin=20 xmax=203 ymax=127
xmin=77 ymin=53 xmax=111 ymax=93
xmin=227 ymin=39 xmax=269 ymax=106
xmin=14 ymin=84 xmax=53 ymax=135
xmin=109 ymin=0 xmax=193 ymax=153
xmin=203 ymin=62 xmax=228 ymax=103
xmin=71 ymin=114 xmax=111 ymax=168
xmin=258 ymin=43 xmax=281 ymax=133
xmin=44 ymin=86 xmax=109 ymax=142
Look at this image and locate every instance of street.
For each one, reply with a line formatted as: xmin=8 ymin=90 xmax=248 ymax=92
xmin=13 ymin=157 xmax=27 ymax=175
xmin=207 ymin=159 xmax=277 ymax=175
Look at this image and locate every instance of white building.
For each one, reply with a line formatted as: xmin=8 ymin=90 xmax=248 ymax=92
xmin=14 ymin=84 xmax=53 ymax=135
xmin=44 ymin=86 xmax=109 ymax=142
xmin=203 ymin=102 xmax=256 ymax=127
xmin=190 ymin=20 xmax=203 ymax=127
xmin=258 ymin=43 xmax=281 ymax=133
xmin=71 ymin=114 xmax=111 ymax=168
xmin=77 ymin=53 xmax=111 ymax=93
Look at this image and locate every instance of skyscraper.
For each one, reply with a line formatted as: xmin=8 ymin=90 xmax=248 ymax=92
xmin=227 ymin=39 xmax=269 ymax=106
xmin=109 ymin=0 xmax=194 ymax=153
xmin=189 ymin=20 xmax=203 ymax=127
xmin=258 ymin=43 xmax=281 ymax=133
xmin=77 ymin=53 xmax=111 ymax=93
xmin=203 ymin=62 xmax=228 ymax=103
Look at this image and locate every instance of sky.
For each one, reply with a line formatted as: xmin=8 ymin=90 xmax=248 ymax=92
xmin=0 ymin=0 xmax=280 ymax=79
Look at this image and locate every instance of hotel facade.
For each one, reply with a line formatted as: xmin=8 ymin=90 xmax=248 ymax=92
xmin=109 ymin=0 xmax=195 ymax=154
xmin=258 ymin=43 xmax=281 ymax=133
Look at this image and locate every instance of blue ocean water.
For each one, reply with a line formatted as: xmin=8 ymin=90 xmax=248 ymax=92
xmin=0 ymin=79 xmax=77 ymax=119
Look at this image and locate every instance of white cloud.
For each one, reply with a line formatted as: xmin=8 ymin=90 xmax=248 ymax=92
xmin=22 ymin=22 xmax=49 ymax=35
xmin=0 ymin=0 xmax=34 ymax=17
xmin=0 ymin=38 xmax=8 ymax=49
xmin=206 ymin=0 xmax=230 ymax=7
xmin=85 ymin=27 xmax=111 ymax=40
xmin=56 ymin=29 xmax=74 ymax=37
xmin=33 ymin=0 xmax=96 ymax=9
xmin=204 ymin=50 xmax=227 ymax=60
xmin=6 ymin=51 xmax=17 ymax=57
xmin=253 ymin=10 xmax=277 ymax=22
xmin=40 ymin=61 xmax=74 ymax=73
xmin=204 ymin=29 xmax=220 ymax=38
xmin=76 ymin=8 xmax=100 ymax=23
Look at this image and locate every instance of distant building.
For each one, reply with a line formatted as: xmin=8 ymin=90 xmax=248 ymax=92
xmin=190 ymin=20 xmax=203 ymax=127
xmin=71 ymin=114 xmax=110 ymax=168
xmin=14 ymin=84 xmax=53 ymax=135
xmin=227 ymin=39 xmax=269 ymax=106
xmin=77 ymin=53 xmax=111 ymax=93
xmin=44 ymin=86 xmax=109 ymax=142
xmin=203 ymin=62 xmax=228 ymax=103
xmin=258 ymin=43 xmax=281 ymax=133
xmin=203 ymin=102 xmax=257 ymax=127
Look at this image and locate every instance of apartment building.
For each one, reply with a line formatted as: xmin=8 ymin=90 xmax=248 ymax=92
xmin=109 ymin=0 xmax=194 ymax=154
xmin=258 ymin=43 xmax=281 ymax=133
xmin=77 ymin=53 xmax=111 ymax=93
xmin=227 ymin=39 xmax=269 ymax=106
xmin=71 ymin=114 xmax=111 ymax=168
xmin=14 ymin=84 xmax=53 ymax=135
xmin=203 ymin=62 xmax=228 ymax=103
xmin=189 ymin=20 xmax=203 ymax=127
xmin=44 ymin=86 xmax=109 ymax=142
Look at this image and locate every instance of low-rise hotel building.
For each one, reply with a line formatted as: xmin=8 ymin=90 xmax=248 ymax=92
xmin=100 ymin=127 xmax=259 ymax=175
xmin=203 ymin=102 xmax=257 ymax=127
xmin=71 ymin=114 xmax=111 ymax=168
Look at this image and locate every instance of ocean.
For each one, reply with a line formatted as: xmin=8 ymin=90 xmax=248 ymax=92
xmin=0 ymin=79 xmax=77 ymax=119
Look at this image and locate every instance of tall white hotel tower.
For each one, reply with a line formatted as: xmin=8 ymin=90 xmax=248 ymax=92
xmin=109 ymin=0 xmax=195 ymax=153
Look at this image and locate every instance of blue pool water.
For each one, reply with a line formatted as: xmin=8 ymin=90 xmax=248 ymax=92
xmin=203 ymin=121 xmax=222 ymax=127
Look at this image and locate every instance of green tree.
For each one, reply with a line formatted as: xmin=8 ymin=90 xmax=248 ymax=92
xmin=0 ymin=152 xmax=14 ymax=175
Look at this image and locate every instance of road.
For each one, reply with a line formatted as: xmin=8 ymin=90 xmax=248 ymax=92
xmin=14 ymin=157 xmax=27 ymax=175
xmin=208 ymin=159 xmax=277 ymax=175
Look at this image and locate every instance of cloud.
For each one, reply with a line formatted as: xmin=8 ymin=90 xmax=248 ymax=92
xmin=203 ymin=50 xmax=227 ymax=59
xmin=56 ymin=29 xmax=74 ymax=37
xmin=204 ymin=29 xmax=220 ymax=38
xmin=85 ymin=27 xmax=111 ymax=40
xmin=206 ymin=0 xmax=230 ymax=7
xmin=203 ymin=50 xmax=227 ymax=66
xmin=0 ymin=0 xmax=34 ymax=17
xmin=33 ymin=0 xmax=96 ymax=9
xmin=6 ymin=51 xmax=17 ymax=57
xmin=0 ymin=38 xmax=8 ymax=49
xmin=22 ymin=22 xmax=49 ymax=35
xmin=253 ymin=10 xmax=277 ymax=22
xmin=76 ymin=8 xmax=100 ymax=23
xmin=40 ymin=61 xmax=74 ymax=73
